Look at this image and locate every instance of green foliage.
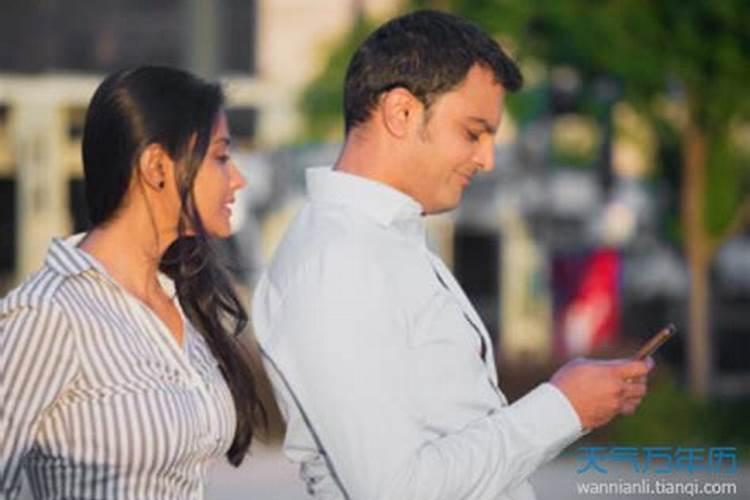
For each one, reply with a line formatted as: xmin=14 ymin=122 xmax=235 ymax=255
xmin=302 ymin=1 xmax=750 ymax=132
xmin=299 ymin=17 xmax=378 ymax=142
xmin=443 ymin=0 xmax=750 ymax=237
xmin=603 ymin=373 xmax=750 ymax=452
xmin=299 ymin=1 xmax=750 ymax=234
xmin=447 ymin=0 xmax=750 ymax=127
xmin=705 ymin=134 xmax=744 ymax=237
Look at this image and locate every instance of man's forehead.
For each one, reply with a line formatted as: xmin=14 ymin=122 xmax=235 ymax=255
xmin=466 ymin=116 xmax=499 ymax=135
xmin=439 ymin=66 xmax=504 ymax=120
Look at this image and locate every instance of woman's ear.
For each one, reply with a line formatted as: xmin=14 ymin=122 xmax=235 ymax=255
xmin=137 ymin=144 xmax=173 ymax=191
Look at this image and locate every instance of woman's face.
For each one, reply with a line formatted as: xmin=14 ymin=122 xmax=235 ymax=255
xmin=192 ymin=111 xmax=247 ymax=238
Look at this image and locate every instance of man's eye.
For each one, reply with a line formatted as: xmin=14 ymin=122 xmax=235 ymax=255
xmin=466 ymin=131 xmax=480 ymax=142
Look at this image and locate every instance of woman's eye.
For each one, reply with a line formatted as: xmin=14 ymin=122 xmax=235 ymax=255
xmin=217 ymin=154 xmax=231 ymax=163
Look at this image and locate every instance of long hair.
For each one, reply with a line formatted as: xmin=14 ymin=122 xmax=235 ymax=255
xmin=82 ymin=65 xmax=265 ymax=465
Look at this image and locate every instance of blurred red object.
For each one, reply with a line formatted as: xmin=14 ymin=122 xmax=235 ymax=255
xmin=552 ymin=248 xmax=621 ymax=356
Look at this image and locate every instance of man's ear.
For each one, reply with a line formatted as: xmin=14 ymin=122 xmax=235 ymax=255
xmin=379 ymin=87 xmax=422 ymax=139
xmin=137 ymin=144 xmax=172 ymax=191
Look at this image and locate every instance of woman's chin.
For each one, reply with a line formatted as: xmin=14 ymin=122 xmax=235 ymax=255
xmin=178 ymin=219 xmax=231 ymax=239
xmin=205 ymin=224 xmax=232 ymax=240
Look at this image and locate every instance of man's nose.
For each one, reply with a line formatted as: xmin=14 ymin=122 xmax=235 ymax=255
xmin=475 ymin=139 xmax=495 ymax=172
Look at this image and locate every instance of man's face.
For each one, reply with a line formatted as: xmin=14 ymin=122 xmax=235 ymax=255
xmin=402 ymin=64 xmax=504 ymax=214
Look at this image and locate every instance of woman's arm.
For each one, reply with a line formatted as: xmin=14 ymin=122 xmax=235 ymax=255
xmin=0 ymin=301 xmax=77 ymax=498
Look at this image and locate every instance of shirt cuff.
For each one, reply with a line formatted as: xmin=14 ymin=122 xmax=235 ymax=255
xmin=504 ymin=382 xmax=583 ymax=451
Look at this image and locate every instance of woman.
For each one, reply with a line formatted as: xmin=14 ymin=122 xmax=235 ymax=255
xmin=0 ymin=66 xmax=265 ymax=499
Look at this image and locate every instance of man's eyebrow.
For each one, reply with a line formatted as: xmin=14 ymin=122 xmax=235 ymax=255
xmin=467 ymin=117 xmax=497 ymax=134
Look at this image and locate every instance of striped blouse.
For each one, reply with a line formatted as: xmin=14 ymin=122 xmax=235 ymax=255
xmin=0 ymin=236 xmax=237 ymax=500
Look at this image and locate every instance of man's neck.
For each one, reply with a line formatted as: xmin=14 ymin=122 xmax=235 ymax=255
xmin=335 ymin=131 xmax=411 ymax=198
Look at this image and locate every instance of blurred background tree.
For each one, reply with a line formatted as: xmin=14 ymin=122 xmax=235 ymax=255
xmin=445 ymin=0 xmax=750 ymax=399
xmin=300 ymin=0 xmax=750 ymax=398
xmin=299 ymin=16 xmax=377 ymax=141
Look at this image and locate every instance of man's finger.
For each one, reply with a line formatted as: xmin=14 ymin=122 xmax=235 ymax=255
xmin=616 ymin=360 xmax=652 ymax=379
xmin=622 ymin=382 xmax=647 ymax=399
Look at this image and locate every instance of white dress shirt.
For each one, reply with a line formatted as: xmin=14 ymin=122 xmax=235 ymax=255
xmin=253 ymin=167 xmax=583 ymax=500
xmin=0 ymin=236 xmax=236 ymax=499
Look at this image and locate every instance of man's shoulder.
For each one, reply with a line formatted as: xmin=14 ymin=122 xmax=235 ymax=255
xmin=266 ymin=202 xmax=403 ymax=282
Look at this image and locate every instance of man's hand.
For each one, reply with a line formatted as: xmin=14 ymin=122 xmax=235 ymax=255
xmin=550 ymin=357 xmax=654 ymax=430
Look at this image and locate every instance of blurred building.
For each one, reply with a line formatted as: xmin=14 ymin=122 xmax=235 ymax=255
xmin=2 ymin=3 xmax=748 ymax=395
xmin=258 ymin=0 xmax=400 ymax=139
xmin=0 ymin=0 xmax=398 ymax=290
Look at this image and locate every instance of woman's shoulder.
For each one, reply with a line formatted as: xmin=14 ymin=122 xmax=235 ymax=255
xmin=0 ymin=265 xmax=78 ymax=367
xmin=1 ymin=265 xmax=69 ymax=318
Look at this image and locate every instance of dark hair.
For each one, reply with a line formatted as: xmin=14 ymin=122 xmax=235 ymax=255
xmin=82 ymin=66 xmax=265 ymax=466
xmin=344 ymin=9 xmax=523 ymax=132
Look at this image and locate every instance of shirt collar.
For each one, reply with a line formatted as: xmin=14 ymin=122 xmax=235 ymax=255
xmin=46 ymin=234 xmax=105 ymax=277
xmin=306 ymin=166 xmax=425 ymax=230
xmin=45 ymin=233 xmax=177 ymax=296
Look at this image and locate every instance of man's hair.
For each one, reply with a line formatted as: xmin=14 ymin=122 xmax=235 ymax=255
xmin=344 ymin=9 xmax=523 ymax=133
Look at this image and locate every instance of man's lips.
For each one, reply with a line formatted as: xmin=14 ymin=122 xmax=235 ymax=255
xmin=457 ymin=171 xmax=475 ymax=187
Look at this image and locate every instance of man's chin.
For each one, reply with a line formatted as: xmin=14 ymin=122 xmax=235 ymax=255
xmin=423 ymin=199 xmax=461 ymax=215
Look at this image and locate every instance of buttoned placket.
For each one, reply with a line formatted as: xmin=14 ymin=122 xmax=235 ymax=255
xmin=424 ymin=252 xmax=509 ymax=406
xmin=185 ymin=330 xmax=233 ymax=453
xmin=137 ymin=295 xmax=231 ymax=466
xmin=85 ymin=264 xmax=222 ymax=454
xmin=397 ymin=217 xmax=494 ymax=368
xmin=398 ymin=217 xmax=508 ymax=407
xmin=10 ymin=236 xmax=234 ymax=499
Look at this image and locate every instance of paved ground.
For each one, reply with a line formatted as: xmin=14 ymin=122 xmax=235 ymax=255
xmin=207 ymin=444 xmax=748 ymax=499
xmin=17 ymin=444 xmax=747 ymax=499
xmin=206 ymin=444 xmax=306 ymax=500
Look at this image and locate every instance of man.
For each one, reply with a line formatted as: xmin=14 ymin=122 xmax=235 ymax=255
xmin=253 ymin=10 xmax=652 ymax=500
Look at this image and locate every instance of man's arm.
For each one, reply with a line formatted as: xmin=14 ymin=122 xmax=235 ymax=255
xmin=257 ymin=243 xmax=606 ymax=500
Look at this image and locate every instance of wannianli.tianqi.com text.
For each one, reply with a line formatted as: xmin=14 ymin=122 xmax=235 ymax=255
xmin=576 ymin=478 xmax=739 ymax=496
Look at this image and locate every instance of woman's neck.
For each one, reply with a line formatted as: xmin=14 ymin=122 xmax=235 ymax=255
xmin=78 ymin=212 xmax=176 ymax=303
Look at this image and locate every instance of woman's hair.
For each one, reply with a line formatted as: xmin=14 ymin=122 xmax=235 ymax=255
xmin=82 ymin=65 xmax=265 ymax=466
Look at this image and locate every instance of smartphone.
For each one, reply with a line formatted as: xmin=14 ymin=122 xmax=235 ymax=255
xmin=634 ymin=323 xmax=677 ymax=360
